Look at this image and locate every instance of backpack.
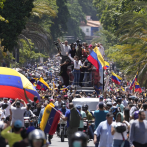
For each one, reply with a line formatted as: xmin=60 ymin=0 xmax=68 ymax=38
xmin=69 ymin=107 xmax=80 ymax=128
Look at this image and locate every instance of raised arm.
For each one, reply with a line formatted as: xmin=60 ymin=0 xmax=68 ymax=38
xmin=67 ymin=54 xmax=74 ymax=62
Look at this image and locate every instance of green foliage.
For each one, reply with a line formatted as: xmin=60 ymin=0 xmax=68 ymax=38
xmin=0 ymin=0 xmax=34 ymax=52
xmin=66 ymin=0 xmax=86 ymax=42
xmin=91 ymin=29 xmax=118 ymax=49
xmin=19 ymin=39 xmax=47 ymax=65
xmin=50 ymin=0 xmax=69 ymax=40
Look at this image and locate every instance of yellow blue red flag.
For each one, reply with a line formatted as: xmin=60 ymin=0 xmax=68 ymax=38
xmin=40 ymin=103 xmax=60 ymax=135
xmin=111 ymin=72 xmax=122 ymax=85
xmin=36 ymin=77 xmax=51 ymax=91
xmin=87 ymin=47 xmax=106 ymax=71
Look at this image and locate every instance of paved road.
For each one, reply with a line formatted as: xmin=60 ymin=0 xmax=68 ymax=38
xmin=50 ymin=134 xmax=95 ymax=147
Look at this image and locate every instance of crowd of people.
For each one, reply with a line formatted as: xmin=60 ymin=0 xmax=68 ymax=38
xmin=0 ymin=40 xmax=147 ymax=147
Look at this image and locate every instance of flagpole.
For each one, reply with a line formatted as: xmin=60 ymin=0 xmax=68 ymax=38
xmin=48 ymin=104 xmax=64 ymax=116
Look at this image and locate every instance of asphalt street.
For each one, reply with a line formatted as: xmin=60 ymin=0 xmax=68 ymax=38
xmin=50 ymin=134 xmax=95 ymax=147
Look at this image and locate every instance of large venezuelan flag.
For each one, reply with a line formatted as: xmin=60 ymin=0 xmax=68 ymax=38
xmin=36 ymin=77 xmax=51 ymax=91
xmin=111 ymin=72 xmax=122 ymax=85
xmin=0 ymin=67 xmax=40 ymax=102
xmin=135 ymin=82 xmax=142 ymax=93
xmin=87 ymin=47 xmax=106 ymax=71
xmin=40 ymin=103 xmax=60 ymax=135
xmin=130 ymin=72 xmax=138 ymax=90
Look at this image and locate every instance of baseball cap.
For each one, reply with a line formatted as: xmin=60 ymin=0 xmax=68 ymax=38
xmin=14 ymin=120 xmax=23 ymax=128
xmin=106 ymin=112 xmax=114 ymax=117
xmin=76 ymin=106 xmax=81 ymax=109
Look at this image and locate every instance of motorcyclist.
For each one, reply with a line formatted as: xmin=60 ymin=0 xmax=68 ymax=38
xmin=82 ymin=104 xmax=93 ymax=121
xmin=71 ymin=131 xmax=88 ymax=147
xmin=24 ymin=104 xmax=36 ymax=117
xmin=59 ymin=102 xmax=69 ymax=115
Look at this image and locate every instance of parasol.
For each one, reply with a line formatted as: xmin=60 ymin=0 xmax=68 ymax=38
xmin=0 ymin=67 xmax=40 ymax=102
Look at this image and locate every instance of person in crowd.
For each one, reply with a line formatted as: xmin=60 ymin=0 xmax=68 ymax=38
xmin=67 ymin=52 xmax=84 ymax=87
xmin=111 ymin=112 xmax=130 ymax=147
xmin=1 ymin=120 xmax=23 ymax=147
xmin=0 ymin=98 xmax=11 ymax=122
xmin=54 ymin=95 xmax=63 ymax=109
xmin=10 ymin=99 xmax=27 ymax=127
xmin=94 ymin=102 xmax=108 ymax=147
xmin=61 ymin=103 xmax=81 ymax=147
xmin=76 ymin=106 xmax=86 ymax=131
xmin=129 ymin=110 xmax=147 ymax=147
xmin=33 ymin=102 xmax=42 ymax=116
xmin=0 ymin=120 xmax=7 ymax=147
xmin=24 ymin=103 xmax=36 ymax=117
xmin=71 ymin=131 xmax=88 ymax=147
xmin=94 ymin=112 xmax=114 ymax=147
xmin=28 ymin=129 xmax=46 ymax=147
xmin=69 ymin=45 xmax=76 ymax=58
xmin=116 ymin=98 xmax=125 ymax=113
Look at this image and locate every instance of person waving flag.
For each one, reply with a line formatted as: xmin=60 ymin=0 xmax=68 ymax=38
xmin=130 ymin=72 xmax=138 ymax=90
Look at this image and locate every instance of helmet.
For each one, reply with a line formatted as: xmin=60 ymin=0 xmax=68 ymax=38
xmin=82 ymin=104 xmax=88 ymax=111
xmin=27 ymin=103 xmax=31 ymax=108
xmin=133 ymin=111 xmax=139 ymax=120
xmin=61 ymin=102 xmax=66 ymax=107
xmin=117 ymin=98 xmax=122 ymax=103
xmin=1 ymin=103 xmax=8 ymax=110
xmin=106 ymin=98 xmax=112 ymax=103
xmin=109 ymin=106 xmax=120 ymax=120
xmin=115 ymin=122 xmax=126 ymax=133
xmin=106 ymin=102 xmax=112 ymax=107
xmin=71 ymin=131 xmax=88 ymax=147
xmin=28 ymin=129 xmax=45 ymax=147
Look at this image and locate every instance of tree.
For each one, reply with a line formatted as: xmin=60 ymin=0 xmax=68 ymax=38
xmin=50 ymin=0 xmax=70 ymax=40
xmin=19 ymin=39 xmax=47 ymax=65
xmin=0 ymin=0 xmax=34 ymax=52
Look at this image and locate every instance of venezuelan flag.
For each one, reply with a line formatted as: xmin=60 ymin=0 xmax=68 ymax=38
xmin=40 ymin=103 xmax=60 ymax=135
xmin=121 ymin=86 xmax=125 ymax=91
xmin=0 ymin=67 xmax=40 ymax=102
xmin=104 ymin=61 xmax=110 ymax=69
xmin=36 ymin=77 xmax=51 ymax=91
xmin=53 ymin=82 xmax=56 ymax=89
xmin=87 ymin=47 xmax=105 ymax=71
xmin=135 ymin=82 xmax=142 ymax=93
xmin=130 ymin=72 xmax=138 ymax=90
xmin=111 ymin=72 xmax=122 ymax=85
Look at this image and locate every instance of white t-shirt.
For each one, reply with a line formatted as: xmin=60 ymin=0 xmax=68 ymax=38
xmin=68 ymin=55 xmax=84 ymax=69
xmin=112 ymin=121 xmax=130 ymax=140
xmin=0 ymin=110 xmax=6 ymax=121
xmin=0 ymin=101 xmax=11 ymax=117
xmin=11 ymin=106 xmax=26 ymax=127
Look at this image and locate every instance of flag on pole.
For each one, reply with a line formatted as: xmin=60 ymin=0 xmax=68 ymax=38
xmin=135 ymin=81 xmax=142 ymax=93
xmin=111 ymin=72 xmax=122 ymax=85
xmin=36 ymin=77 xmax=51 ymax=91
xmin=130 ymin=72 xmax=138 ymax=90
xmin=104 ymin=61 xmax=110 ymax=69
xmin=40 ymin=103 xmax=60 ymax=135
xmin=87 ymin=47 xmax=106 ymax=72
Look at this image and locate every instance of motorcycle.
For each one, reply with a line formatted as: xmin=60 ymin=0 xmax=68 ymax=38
xmin=57 ymin=118 xmax=67 ymax=142
xmin=24 ymin=116 xmax=38 ymax=128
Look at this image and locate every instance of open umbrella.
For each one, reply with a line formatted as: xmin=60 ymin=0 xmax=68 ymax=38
xmin=0 ymin=67 xmax=40 ymax=102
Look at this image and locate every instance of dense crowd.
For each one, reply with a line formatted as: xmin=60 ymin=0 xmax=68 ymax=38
xmin=0 ymin=40 xmax=147 ymax=147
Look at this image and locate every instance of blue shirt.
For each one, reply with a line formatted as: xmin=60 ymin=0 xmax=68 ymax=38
xmin=94 ymin=120 xmax=113 ymax=147
xmin=59 ymin=108 xmax=69 ymax=115
xmin=38 ymin=108 xmax=45 ymax=124
xmin=94 ymin=110 xmax=108 ymax=129
xmin=65 ymin=109 xmax=80 ymax=128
